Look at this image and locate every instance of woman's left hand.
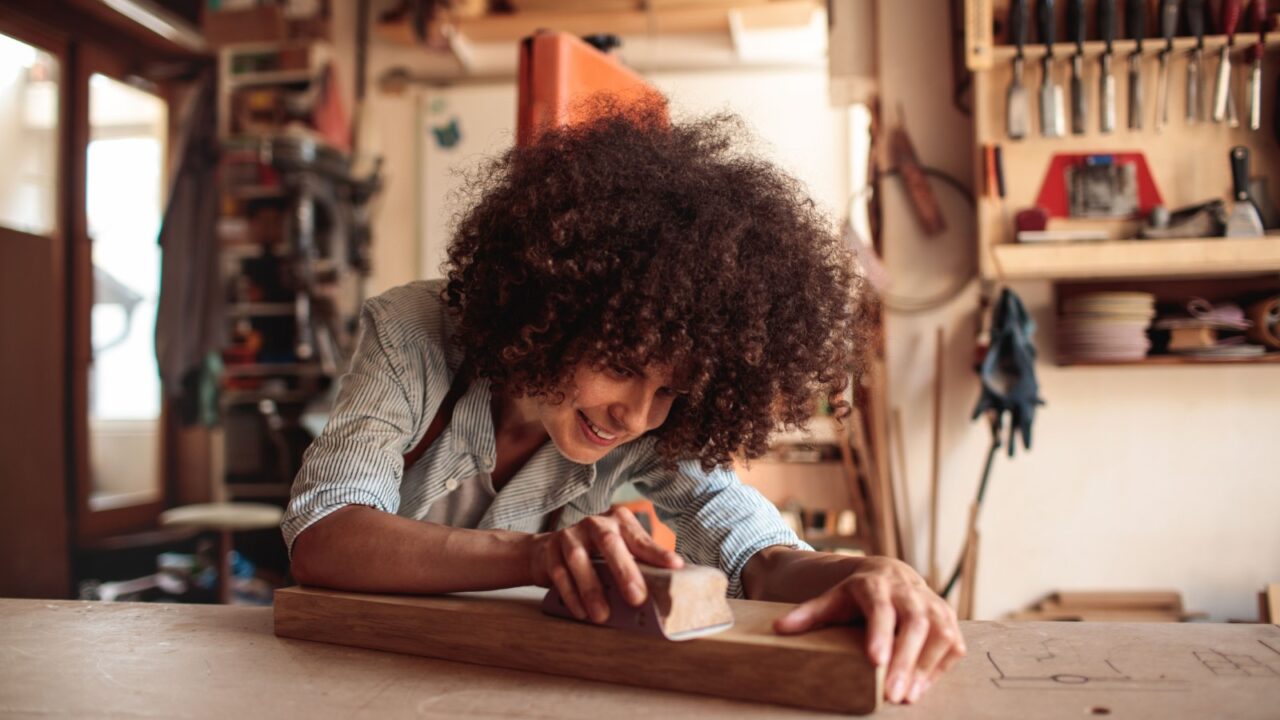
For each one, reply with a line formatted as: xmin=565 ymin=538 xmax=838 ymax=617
xmin=772 ymin=556 xmax=966 ymax=705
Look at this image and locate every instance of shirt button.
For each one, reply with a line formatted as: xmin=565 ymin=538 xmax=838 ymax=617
xmin=445 ymin=478 xmax=460 ymax=491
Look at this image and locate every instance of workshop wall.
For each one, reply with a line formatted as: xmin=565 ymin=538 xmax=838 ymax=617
xmin=873 ymin=2 xmax=1280 ymax=622
xmin=349 ymin=2 xmax=1278 ymax=622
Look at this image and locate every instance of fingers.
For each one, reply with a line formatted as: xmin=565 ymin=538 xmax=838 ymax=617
xmin=885 ymin=598 xmax=931 ymax=704
xmin=559 ymin=528 xmax=609 ymax=624
xmin=614 ymin=507 xmax=683 ymax=569
xmin=773 ymin=585 xmax=857 ymax=636
xmin=584 ymin=516 xmax=648 ymax=607
xmin=541 ymin=537 xmax=588 ymax=622
xmin=906 ymin=607 xmax=962 ymax=703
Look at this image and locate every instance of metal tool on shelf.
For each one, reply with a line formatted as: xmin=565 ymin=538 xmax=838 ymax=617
xmin=1213 ymin=0 xmax=1242 ymax=125
xmin=1246 ymin=0 xmax=1267 ymax=131
xmin=1154 ymin=0 xmax=1179 ymax=132
xmin=1225 ymin=146 xmax=1264 ymax=237
xmin=1039 ymin=0 xmax=1065 ymax=137
xmin=1099 ymin=0 xmax=1117 ymax=133
xmin=1186 ymin=0 xmax=1207 ymax=123
xmin=1127 ymin=0 xmax=1147 ymax=130
xmin=1007 ymin=0 xmax=1030 ymax=139
xmin=1068 ymin=0 xmax=1087 ymax=134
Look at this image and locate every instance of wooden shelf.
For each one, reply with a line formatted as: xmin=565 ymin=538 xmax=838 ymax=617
xmin=990 ymin=235 xmax=1280 ymax=280
xmin=1058 ymin=352 xmax=1280 ymax=367
xmin=376 ymin=0 xmax=820 ymax=45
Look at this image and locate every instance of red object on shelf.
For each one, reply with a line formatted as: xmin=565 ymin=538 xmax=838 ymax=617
xmin=1034 ymin=152 xmax=1164 ymax=218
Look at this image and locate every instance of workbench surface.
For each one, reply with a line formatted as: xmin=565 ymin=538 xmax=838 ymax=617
xmin=2 ymin=598 xmax=1278 ymax=719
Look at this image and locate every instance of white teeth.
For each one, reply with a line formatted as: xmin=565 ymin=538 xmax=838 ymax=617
xmin=581 ymin=412 xmax=616 ymax=440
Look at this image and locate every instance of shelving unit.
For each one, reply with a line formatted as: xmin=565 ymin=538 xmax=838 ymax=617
xmin=966 ymin=0 xmax=1280 ymax=367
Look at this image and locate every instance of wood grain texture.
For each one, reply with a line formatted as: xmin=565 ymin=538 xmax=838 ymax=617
xmin=273 ymin=585 xmax=883 ymax=715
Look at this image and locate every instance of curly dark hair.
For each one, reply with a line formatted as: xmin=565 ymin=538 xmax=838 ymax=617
xmin=444 ymin=94 xmax=866 ymax=471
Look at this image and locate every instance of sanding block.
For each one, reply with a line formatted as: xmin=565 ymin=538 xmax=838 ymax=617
xmin=541 ymin=559 xmax=735 ymax=641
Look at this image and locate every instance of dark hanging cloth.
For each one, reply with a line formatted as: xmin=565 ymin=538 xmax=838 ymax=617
xmin=971 ymin=288 xmax=1044 ymax=455
xmin=154 ymin=69 xmax=226 ymax=409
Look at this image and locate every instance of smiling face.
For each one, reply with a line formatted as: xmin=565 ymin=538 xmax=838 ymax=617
xmin=532 ymin=362 xmax=685 ymax=464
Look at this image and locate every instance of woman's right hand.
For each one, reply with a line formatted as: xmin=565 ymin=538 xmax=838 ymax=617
xmin=527 ymin=506 xmax=683 ymax=624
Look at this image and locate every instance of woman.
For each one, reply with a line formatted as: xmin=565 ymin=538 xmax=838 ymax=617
xmin=284 ymin=96 xmax=963 ymax=704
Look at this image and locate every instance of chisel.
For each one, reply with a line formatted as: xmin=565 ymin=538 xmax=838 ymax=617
xmin=1007 ymin=0 xmax=1030 ymax=140
xmin=1068 ymin=0 xmax=1087 ymax=134
xmin=1099 ymin=0 xmax=1117 ymax=133
xmin=1247 ymin=0 xmax=1266 ymax=131
xmin=1226 ymin=147 xmax=1264 ymax=237
xmin=1186 ymin=0 xmax=1206 ymax=123
xmin=1039 ymin=0 xmax=1065 ymax=137
xmin=1213 ymin=0 xmax=1241 ymax=124
xmin=1127 ymin=0 xmax=1147 ymax=130
xmin=1154 ymin=0 xmax=1179 ymax=132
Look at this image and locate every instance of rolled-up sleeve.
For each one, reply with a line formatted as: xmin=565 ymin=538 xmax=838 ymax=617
xmin=279 ymin=298 xmax=423 ymax=555
xmin=632 ymin=455 xmax=813 ymax=599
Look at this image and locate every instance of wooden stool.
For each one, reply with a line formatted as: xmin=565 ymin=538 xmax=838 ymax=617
xmin=159 ymin=503 xmax=282 ymax=604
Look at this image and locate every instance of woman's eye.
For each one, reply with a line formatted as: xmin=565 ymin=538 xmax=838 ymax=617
xmin=609 ymin=365 xmax=634 ymax=379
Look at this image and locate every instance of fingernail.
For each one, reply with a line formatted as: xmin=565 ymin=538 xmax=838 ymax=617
xmin=593 ymin=601 xmax=610 ymax=623
xmin=890 ymin=675 xmax=907 ymax=703
xmin=872 ymin=644 xmax=888 ymax=666
xmin=908 ymin=676 xmax=925 ymax=703
xmin=629 ymin=582 xmax=647 ymax=605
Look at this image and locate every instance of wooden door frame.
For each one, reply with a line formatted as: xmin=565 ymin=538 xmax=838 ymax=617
xmin=0 ymin=13 xmax=73 ymax=596
xmin=69 ymin=41 xmax=173 ymax=543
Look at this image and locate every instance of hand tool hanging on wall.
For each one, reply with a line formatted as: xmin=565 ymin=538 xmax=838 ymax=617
xmin=1068 ymin=0 xmax=1087 ymax=134
xmin=1186 ymin=0 xmax=1207 ymax=123
xmin=1007 ymin=0 xmax=1031 ymax=139
xmin=1127 ymin=0 xmax=1147 ymax=130
xmin=1226 ymin=147 xmax=1265 ymax=236
xmin=1247 ymin=0 xmax=1267 ymax=131
xmin=1099 ymin=0 xmax=1117 ymax=133
xmin=1213 ymin=0 xmax=1242 ymax=125
xmin=1154 ymin=0 xmax=1179 ymax=132
xmin=890 ymin=109 xmax=947 ymax=235
xmin=1039 ymin=0 xmax=1065 ymax=137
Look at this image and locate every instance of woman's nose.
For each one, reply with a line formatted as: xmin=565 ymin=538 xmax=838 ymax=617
xmin=612 ymin=381 xmax=657 ymax=434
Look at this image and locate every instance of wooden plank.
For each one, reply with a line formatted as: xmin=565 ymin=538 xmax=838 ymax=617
xmin=1047 ymin=590 xmax=1185 ymax=613
xmin=928 ymin=326 xmax=944 ymax=590
xmin=1266 ymin=583 xmax=1280 ymax=625
xmin=890 ymin=407 xmax=917 ymax=570
xmin=273 ymin=586 xmax=884 ymax=715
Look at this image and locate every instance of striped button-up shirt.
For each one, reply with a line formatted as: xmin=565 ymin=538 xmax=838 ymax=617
xmin=281 ymin=280 xmax=810 ymax=598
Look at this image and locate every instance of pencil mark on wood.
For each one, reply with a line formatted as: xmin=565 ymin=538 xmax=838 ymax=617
xmin=986 ymin=641 xmax=1185 ymax=692
xmin=1259 ymin=639 xmax=1280 ymax=658
xmin=1194 ymin=650 xmax=1279 ymax=678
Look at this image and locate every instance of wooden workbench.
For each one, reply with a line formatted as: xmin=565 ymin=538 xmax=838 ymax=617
xmin=1 ymin=598 xmax=1278 ymax=718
